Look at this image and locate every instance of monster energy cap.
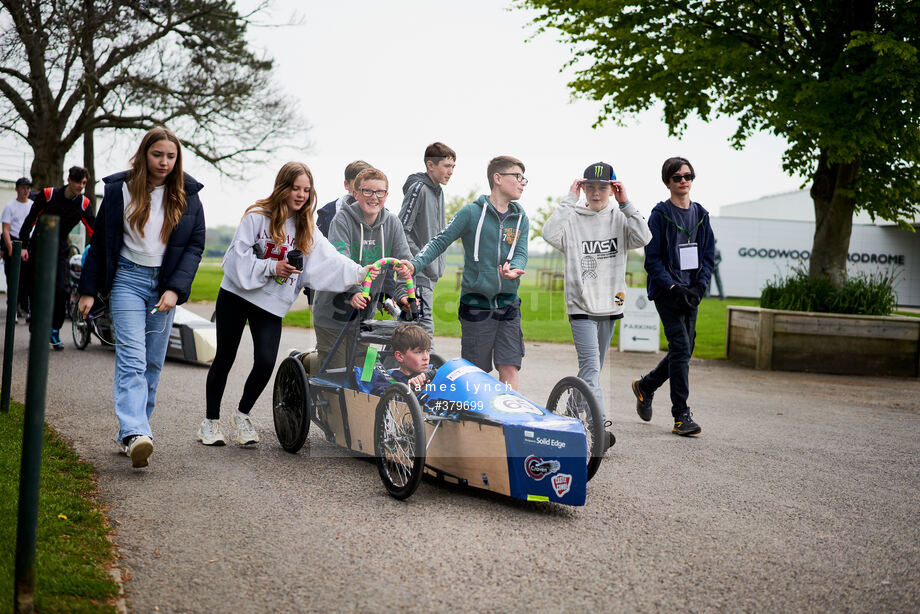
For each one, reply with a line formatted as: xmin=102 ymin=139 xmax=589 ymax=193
xmin=582 ymin=162 xmax=616 ymax=183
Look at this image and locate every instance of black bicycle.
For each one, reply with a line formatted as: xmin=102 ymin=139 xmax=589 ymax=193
xmin=72 ymin=296 xmax=115 ymax=349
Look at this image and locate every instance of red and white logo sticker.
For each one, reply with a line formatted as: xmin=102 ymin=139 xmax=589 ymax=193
xmin=551 ymin=473 xmax=572 ymax=497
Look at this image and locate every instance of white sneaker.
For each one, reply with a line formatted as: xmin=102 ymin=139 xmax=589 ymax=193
xmin=230 ymin=412 xmax=260 ymax=445
xmin=197 ymin=419 xmax=227 ymax=446
xmin=126 ymin=435 xmax=153 ymax=468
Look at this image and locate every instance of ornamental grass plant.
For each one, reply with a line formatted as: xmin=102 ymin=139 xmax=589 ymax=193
xmin=760 ymin=268 xmax=897 ymax=315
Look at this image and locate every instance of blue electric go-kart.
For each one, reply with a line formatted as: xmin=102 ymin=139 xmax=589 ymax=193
xmin=271 ymin=259 xmax=607 ymax=505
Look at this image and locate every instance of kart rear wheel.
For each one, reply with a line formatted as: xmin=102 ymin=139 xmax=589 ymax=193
xmin=374 ymin=382 xmax=426 ymax=500
xmin=547 ymin=376 xmax=604 ymax=481
xmin=272 ymin=357 xmax=311 ymax=453
xmin=71 ymin=305 xmax=90 ymax=350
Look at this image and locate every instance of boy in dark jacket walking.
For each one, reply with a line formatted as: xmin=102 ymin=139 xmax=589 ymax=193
xmin=632 ymin=157 xmax=715 ymax=436
xmin=20 ymin=166 xmax=95 ymax=349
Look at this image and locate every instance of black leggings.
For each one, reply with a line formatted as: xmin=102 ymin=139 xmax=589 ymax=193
xmin=205 ymin=288 xmax=282 ymax=419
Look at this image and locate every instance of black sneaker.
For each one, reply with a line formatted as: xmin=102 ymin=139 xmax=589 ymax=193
xmin=632 ymin=379 xmax=653 ymax=422
xmin=672 ymin=411 xmax=702 ymax=436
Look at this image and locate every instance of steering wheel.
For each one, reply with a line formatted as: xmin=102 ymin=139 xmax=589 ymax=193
xmin=362 ymin=257 xmax=418 ymax=319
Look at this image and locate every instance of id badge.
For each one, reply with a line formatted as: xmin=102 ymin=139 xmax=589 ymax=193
xmin=678 ymin=242 xmax=699 ymax=270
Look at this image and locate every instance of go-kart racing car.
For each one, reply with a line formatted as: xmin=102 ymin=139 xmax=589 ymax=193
xmin=272 ymin=258 xmax=607 ymax=505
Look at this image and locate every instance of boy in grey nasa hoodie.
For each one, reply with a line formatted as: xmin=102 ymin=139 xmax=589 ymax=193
xmin=542 ymin=162 xmax=651 ymax=446
xmin=313 ymin=169 xmax=412 ymax=368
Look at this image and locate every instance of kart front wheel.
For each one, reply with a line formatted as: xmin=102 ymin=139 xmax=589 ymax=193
xmin=71 ymin=306 xmax=90 ymax=350
xmin=374 ymin=383 xmax=426 ymax=500
xmin=272 ymin=357 xmax=311 ymax=453
xmin=547 ymin=376 xmax=605 ymax=481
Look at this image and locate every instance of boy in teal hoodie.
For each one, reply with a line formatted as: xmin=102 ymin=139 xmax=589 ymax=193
xmin=402 ymin=155 xmax=529 ymax=390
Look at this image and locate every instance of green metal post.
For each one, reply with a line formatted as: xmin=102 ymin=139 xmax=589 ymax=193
xmin=14 ymin=217 xmax=59 ymax=614
xmin=2 ymin=239 xmax=22 ymax=412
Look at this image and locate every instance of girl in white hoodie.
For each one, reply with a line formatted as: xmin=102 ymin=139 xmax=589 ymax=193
xmin=542 ymin=162 xmax=651 ymax=448
xmin=198 ymin=162 xmax=378 ymax=446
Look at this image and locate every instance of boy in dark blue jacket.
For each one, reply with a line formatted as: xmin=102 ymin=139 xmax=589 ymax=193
xmin=632 ymin=157 xmax=715 ymax=436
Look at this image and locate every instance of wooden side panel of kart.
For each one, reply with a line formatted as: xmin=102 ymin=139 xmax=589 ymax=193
xmin=422 ymin=420 xmax=511 ymax=497
xmin=321 ymin=387 xmax=512 ymax=497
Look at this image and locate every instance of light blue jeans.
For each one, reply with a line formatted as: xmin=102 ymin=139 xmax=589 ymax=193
xmin=110 ymin=257 xmax=175 ymax=443
xmin=569 ymin=316 xmax=617 ymax=421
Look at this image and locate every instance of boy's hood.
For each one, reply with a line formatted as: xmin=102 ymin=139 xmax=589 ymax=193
xmin=653 ymin=199 xmax=710 ymax=216
xmin=572 ymin=203 xmax=613 ymax=217
xmin=403 ymin=171 xmax=440 ymax=196
xmin=474 ymin=194 xmax=525 ymax=216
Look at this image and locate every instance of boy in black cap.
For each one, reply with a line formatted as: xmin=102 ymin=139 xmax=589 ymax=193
xmin=1 ymin=177 xmax=34 ymax=319
xmin=542 ymin=162 xmax=651 ymax=449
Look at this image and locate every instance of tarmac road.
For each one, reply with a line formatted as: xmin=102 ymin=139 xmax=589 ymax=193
xmin=3 ymin=303 xmax=920 ymax=613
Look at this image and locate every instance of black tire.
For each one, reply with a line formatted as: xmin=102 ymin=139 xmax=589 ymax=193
xmin=374 ymin=382 xmax=426 ymax=500
xmin=96 ymin=312 xmax=116 ymax=346
xmin=546 ymin=376 xmax=605 ymax=481
xmin=272 ymin=357 xmax=311 ymax=453
xmin=429 ymin=352 xmax=446 ymax=369
xmin=71 ymin=305 xmax=90 ymax=350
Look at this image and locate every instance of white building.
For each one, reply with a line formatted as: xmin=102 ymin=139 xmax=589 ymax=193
xmin=710 ymin=190 xmax=919 ymax=306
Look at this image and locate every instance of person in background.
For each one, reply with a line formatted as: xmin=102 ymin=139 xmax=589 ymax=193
xmin=1 ymin=177 xmax=34 ymax=320
xmin=21 ymin=166 xmax=95 ymax=350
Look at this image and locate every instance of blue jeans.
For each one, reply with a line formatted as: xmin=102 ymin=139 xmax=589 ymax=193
xmin=110 ymin=257 xmax=175 ymax=443
xmin=641 ymin=292 xmax=698 ymax=417
xmin=569 ymin=316 xmax=617 ymax=421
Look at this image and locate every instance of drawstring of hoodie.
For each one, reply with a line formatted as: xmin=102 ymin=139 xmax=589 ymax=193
xmin=473 ymin=200 xmax=522 ymax=263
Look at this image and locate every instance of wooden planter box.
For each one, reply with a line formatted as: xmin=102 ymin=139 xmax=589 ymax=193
xmin=726 ymin=306 xmax=920 ymax=377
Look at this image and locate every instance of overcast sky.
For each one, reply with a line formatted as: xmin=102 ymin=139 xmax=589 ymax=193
xmin=4 ymin=0 xmax=809 ymax=230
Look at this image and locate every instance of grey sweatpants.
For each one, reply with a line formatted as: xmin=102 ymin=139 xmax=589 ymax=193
xmin=569 ymin=316 xmax=617 ymax=420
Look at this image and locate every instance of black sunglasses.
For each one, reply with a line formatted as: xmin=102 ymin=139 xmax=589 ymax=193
xmin=671 ymin=173 xmax=695 ymax=183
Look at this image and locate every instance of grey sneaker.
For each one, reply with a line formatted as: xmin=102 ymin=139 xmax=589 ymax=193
xmin=632 ymin=379 xmax=653 ymax=422
xmin=230 ymin=412 xmax=260 ymax=445
xmin=673 ymin=411 xmax=702 ymax=436
xmin=197 ymin=419 xmax=227 ymax=446
xmin=125 ymin=435 xmax=154 ymax=467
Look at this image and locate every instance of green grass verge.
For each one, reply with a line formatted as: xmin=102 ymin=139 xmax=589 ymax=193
xmin=187 ymin=264 xmax=758 ymax=360
xmin=1 ymin=402 xmax=119 ymax=614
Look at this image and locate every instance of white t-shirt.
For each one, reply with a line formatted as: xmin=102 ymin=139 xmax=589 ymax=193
xmin=1 ymin=198 xmax=33 ymax=239
xmin=120 ymin=184 xmax=167 ymax=266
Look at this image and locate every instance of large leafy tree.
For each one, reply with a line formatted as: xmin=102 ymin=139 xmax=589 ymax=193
xmin=0 ymin=0 xmax=300 ymax=204
xmin=517 ymin=0 xmax=920 ymax=285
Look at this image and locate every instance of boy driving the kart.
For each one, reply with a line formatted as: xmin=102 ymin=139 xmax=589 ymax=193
xmin=369 ymin=323 xmax=437 ymax=395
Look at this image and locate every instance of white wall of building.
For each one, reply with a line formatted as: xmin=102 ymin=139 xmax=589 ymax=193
xmin=710 ymin=216 xmax=919 ymax=306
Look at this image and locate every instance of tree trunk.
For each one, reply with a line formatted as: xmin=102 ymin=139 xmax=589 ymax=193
xmin=82 ymin=0 xmax=97 ymax=223
xmin=808 ymin=151 xmax=860 ymax=287
xmin=28 ymin=136 xmax=66 ymax=190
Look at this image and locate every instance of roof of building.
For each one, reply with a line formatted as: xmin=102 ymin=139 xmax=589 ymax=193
xmin=718 ymin=189 xmax=918 ymax=226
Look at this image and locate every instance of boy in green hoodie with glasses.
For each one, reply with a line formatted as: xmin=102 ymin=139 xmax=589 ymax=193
xmin=402 ymin=155 xmax=529 ymax=390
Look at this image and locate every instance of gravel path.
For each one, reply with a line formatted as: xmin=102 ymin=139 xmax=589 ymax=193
xmin=4 ymin=302 xmax=919 ymax=613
